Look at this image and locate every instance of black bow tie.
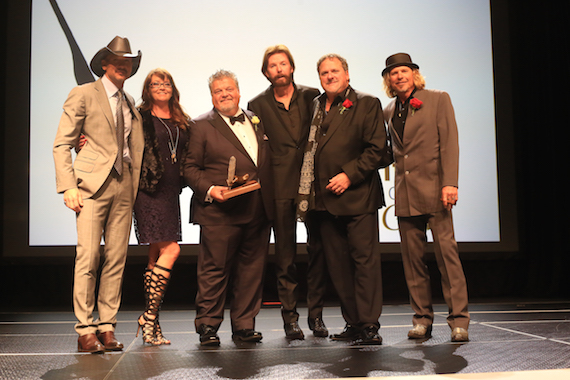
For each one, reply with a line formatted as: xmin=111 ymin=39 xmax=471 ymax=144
xmin=229 ymin=114 xmax=245 ymax=125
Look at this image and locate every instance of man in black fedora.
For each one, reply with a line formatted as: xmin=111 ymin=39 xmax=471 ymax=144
xmin=53 ymin=36 xmax=144 ymax=353
xmin=382 ymin=52 xmax=469 ymax=342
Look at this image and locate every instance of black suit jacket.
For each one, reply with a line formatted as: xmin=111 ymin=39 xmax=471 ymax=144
xmin=248 ymin=84 xmax=320 ymax=200
xmin=314 ymin=87 xmax=388 ymax=216
xmin=182 ymin=108 xmax=274 ymax=225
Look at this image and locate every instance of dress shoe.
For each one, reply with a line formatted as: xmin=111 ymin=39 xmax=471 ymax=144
xmin=197 ymin=324 xmax=220 ymax=346
xmin=284 ymin=322 xmax=304 ymax=340
xmin=232 ymin=329 xmax=263 ymax=342
xmin=77 ymin=333 xmax=105 ymax=354
xmin=330 ymin=324 xmax=360 ymax=341
xmin=451 ymin=327 xmax=469 ymax=342
xmin=308 ymin=317 xmax=329 ymax=337
xmin=97 ymin=331 xmax=124 ymax=351
xmin=408 ymin=324 xmax=432 ymax=339
xmin=358 ymin=325 xmax=383 ymax=345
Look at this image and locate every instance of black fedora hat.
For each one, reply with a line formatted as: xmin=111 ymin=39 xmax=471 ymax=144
xmin=382 ymin=53 xmax=419 ymax=76
xmin=90 ymin=36 xmax=142 ymax=78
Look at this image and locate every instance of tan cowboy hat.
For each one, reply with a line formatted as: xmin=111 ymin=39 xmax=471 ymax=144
xmin=90 ymin=36 xmax=142 ymax=78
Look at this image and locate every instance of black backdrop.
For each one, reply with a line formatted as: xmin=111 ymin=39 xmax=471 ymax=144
xmin=0 ymin=1 xmax=568 ymax=311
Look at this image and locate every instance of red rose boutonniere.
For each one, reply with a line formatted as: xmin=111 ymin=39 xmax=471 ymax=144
xmin=409 ymin=98 xmax=423 ymax=115
xmin=339 ymin=98 xmax=353 ymax=114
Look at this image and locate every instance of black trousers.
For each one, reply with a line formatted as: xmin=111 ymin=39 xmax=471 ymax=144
xmin=273 ymin=199 xmax=328 ymax=323
xmin=313 ymin=210 xmax=383 ymax=329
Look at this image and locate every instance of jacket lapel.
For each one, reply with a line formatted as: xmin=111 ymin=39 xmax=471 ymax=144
xmin=318 ymin=89 xmax=357 ymax=149
xmin=295 ymin=87 xmax=312 ymax=145
xmin=208 ymin=109 xmax=253 ymax=164
xmin=245 ymin=109 xmax=266 ymax=166
xmin=401 ymin=89 xmax=426 ymax=144
xmin=123 ymin=93 xmax=141 ymax=125
xmin=385 ymin=100 xmax=404 ymax=148
xmin=93 ymin=79 xmax=115 ymax=133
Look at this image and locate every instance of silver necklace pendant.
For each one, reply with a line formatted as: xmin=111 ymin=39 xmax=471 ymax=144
xmin=154 ymin=113 xmax=179 ymax=165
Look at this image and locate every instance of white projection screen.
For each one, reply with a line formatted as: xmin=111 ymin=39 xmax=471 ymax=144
xmin=26 ymin=0 xmax=504 ymax=250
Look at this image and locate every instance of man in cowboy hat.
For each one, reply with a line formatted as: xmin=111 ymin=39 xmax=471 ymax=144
xmin=382 ymin=53 xmax=469 ymax=342
xmin=53 ymin=36 xmax=144 ymax=353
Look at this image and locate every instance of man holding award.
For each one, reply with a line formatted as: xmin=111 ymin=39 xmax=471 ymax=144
xmin=182 ymin=70 xmax=274 ymax=346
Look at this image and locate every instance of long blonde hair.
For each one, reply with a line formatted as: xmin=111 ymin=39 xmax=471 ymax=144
xmin=382 ymin=68 xmax=426 ymax=98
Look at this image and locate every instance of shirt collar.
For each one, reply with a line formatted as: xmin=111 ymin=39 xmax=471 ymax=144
xmin=319 ymin=85 xmax=352 ymax=107
xmin=101 ymin=74 xmax=121 ymax=99
xmin=398 ymin=88 xmax=417 ymax=106
xmin=271 ymin=83 xmax=298 ymax=105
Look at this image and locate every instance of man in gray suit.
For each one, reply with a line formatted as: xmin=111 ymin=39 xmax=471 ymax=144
xmin=382 ymin=53 xmax=469 ymax=342
xmin=53 ymin=36 xmax=144 ymax=353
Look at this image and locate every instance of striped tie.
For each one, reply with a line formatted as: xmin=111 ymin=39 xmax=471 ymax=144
xmin=114 ymin=89 xmax=124 ymax=175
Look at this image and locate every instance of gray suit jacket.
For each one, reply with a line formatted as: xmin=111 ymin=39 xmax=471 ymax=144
xmin=53 ymin=78 xmax=144 ymax=200
xmin=384 ymin=88 xmax=459 ymax=217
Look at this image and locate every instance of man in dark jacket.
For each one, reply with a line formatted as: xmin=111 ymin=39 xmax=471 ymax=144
xmin=298 ymin=54 xmax=388 ymax=345
xmin=248 ymin=45 xmax=328 ymax=340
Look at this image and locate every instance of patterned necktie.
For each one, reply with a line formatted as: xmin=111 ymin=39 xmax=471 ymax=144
xmin=114 ymin=89 xmax=124 ymax=175
xmin=296 ymin=104 xmax=325 ymax=221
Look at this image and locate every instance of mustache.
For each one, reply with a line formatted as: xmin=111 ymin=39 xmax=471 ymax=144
xmin=273 ymin=73 xmax=291 ymax=80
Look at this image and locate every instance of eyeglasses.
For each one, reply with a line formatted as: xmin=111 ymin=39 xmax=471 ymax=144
xmin=149 ymin=82 xmax=172 ymax=89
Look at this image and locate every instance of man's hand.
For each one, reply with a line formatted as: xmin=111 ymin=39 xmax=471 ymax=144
xmin=326 ymin=172 xmax=351 ymax=195
xmin=441 ymin=186 xmax=458 ymax=211
xmin=210 ymin=186 xmax=230 ymax=203
xmin=63 ymin=188 xmax=83 ymax=212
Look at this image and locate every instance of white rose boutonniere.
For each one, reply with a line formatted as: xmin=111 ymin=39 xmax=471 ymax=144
xmin=251 ymin=115 xmax=260 ymax=131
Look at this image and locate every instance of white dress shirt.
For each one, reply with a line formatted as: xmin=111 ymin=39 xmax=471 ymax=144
xmin=205 ymin=110 xmax=259 ymax=203
xmin=101 ymin=74 xmax=132 ymax=162
xmin=220 ymin=110 xmax=258 ymax=166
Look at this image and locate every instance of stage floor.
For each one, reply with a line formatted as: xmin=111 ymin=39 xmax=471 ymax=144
xmin=1 ymin=301 xmax=569 ymax=379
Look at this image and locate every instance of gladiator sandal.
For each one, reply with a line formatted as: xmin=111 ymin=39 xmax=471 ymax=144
xmin=136 ymin=269 xmax=159 ymax=345
xmin=150 ymin=265 xmax=172 ymax=345
xmin=154 ymin=321 xmax=171 ymax=345
xmin=136 ymin=312 xmax=159 ymax=346
xmin=136 ymin=265 xmax=171 ymax=345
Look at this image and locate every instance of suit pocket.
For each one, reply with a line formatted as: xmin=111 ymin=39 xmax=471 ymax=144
xmin=74 ymin=149 xmax=99 ymax=173
xmin=77 ymin=149 xmax=98 ymax=161
xmin=74 ymin=160 xmax=95 ymax=173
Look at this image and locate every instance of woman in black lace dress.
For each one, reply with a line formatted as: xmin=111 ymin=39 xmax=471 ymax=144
xmin=134 ymin=68 xmax=190 ymax=345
